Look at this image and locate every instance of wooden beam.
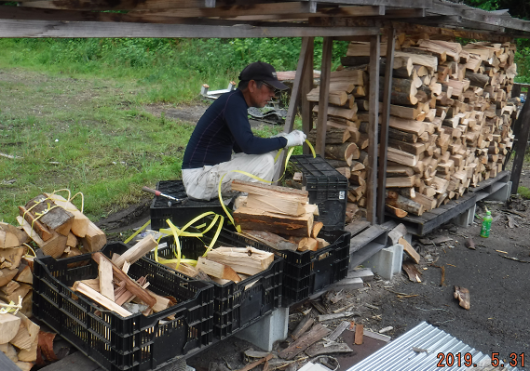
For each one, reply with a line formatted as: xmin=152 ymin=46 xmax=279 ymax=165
xmin=391 ymin=21 xmax=515 ymax=43
xmin=20 ymin=0 xmax=204 ymax=10
xmin=511 ymin=99 xmax=530 ymax=194
xmin=300 ymin=0 xmax=431 ymax=8
xmin=377 ymin=27 xmax=395 ymax=225
xmin=367 ymin=34 xmax=380 ymax=225
xmin=431 ymin=1 xmax=530 ymax=33
xmin=273 ymin=37 xmax=312 ymax=183
xmin=316 ymin=37 xmax=333 ymax=156
xmin=0 ymin=19 xmax=381 ymax=38
xmin=301 ymin=37 xmax=315 ymax=155
xmin=131 ymin=2 xmax=316 ymax=17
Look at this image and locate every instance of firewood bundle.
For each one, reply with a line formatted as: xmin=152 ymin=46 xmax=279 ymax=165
xmin=71 ymin=236 xmax=173 ymax=318
xmin=231 ymin=180 xmax=328 ymax=252
xmin=0 ymin=223 xmax=39 ymax=371
xmin=16 ymin=193 xmax=106 ymax=258
xmin=169 ymin=247 xmax=274 ymax=284
xmin=338 ymin=37 xmax=518 ymax=217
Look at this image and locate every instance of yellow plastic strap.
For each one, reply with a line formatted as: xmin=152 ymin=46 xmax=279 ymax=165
xmin=23 ymin=243 xmax=36 ymax=258
xmin=124 ymin=219 xmax=151 ymax=244
xmin=203 ymin=215 xmax=224 ymax=257
xmin=166 ymin=219 xmax=182 ymax=269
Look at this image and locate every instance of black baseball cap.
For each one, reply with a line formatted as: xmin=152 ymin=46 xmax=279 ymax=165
xmin=238 ymin=61 xmax=289 ymax=90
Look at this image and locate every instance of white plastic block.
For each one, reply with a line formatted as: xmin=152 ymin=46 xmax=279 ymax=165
xmin=362 ymin=244 xmax=403 ymax=280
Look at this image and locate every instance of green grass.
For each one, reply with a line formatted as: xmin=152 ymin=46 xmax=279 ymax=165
xmin=0 ymin=37 xmax=329 ymax=225
xmin=518 ymin=186 xmax=530 ymax=199
xmin=0 ymin=70 xmax=197 ymax=224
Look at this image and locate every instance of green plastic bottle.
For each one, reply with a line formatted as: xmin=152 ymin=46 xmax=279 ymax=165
xmin=480 ymin=210 xmax=492 ymax=238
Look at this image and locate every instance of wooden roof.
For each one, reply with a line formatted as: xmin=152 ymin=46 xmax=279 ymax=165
xmin=1 ymin=0 xmax=530 ymax=39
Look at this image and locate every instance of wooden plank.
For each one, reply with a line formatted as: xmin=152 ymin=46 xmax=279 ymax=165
xmin=510 ymin=99 xmax=530 ymax=193
xmin=130 ymin=2 xmax=318 ymax=17
xmin=98 ymin=256 xmax=114 ymax=301
xmin=349 ymin=225 xmax=387 ymax=254
xmin=278 ymin=323 xmax=330 ymax=360
xmin=0 ymin=19 xmax=381 ymax=38
xmin=377 ymin=27 xmax=395 ymax=225
xmin=316 ymin=37 xmax=333 ymax=156
xmin=344 ymin=220 xmax=371 ymax=236
xmin=73 ymin=282 xmax=132 ymax=317
xmin=92 ymin=252 xmax=156 ymax=308
xmin=20 ymin=0 xmax=203 ymax=10
xmin=367 ymin=34 xmax=380 ymax=224
xmin=301 ymin=37 xmax=315 ymax=155
xmin=398 ymin=237 xmax=420 ymax=264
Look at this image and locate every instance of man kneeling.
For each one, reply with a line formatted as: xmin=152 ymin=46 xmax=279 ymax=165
xmin=182 ymin=61 xmax=306 ymax=200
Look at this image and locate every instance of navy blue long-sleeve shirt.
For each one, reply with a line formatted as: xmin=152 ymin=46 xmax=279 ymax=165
xmin=182 ymin=89 xmax=287 ymax=169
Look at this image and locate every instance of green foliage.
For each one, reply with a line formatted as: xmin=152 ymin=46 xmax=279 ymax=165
xmin=464 ymin=0 xmax=500 ymax=11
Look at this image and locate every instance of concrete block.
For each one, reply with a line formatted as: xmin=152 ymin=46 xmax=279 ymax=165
xmin=362 ymin=244 xmax=403 ymax=280
xmin=391 ymin=244 xmax=403 ymax=276
xmin=487 ymin=181 xmax=512 ymax=202
xmin=235 ymin=307 xmax=288 ymax=352
xmin=452 ymin=203 xmax=476 ymax=228
xmin=329 ymin=277 xmax=364 ymax=291
xmin=347 ymin=268 xmax=374 ymax=281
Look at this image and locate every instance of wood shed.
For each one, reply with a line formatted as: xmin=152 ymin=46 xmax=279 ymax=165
xmin=3 ymin=0 xmax=530 ymax=234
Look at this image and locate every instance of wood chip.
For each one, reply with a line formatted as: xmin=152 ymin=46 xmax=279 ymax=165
xmin=454 ymin=286 xmax=470 ymax=310
xmin=317 ymin=312 xmax=355 ymax=322
xmin=402 ymin=261 xmax=422 ymax=283
xmin=465 ymin=238 xmax=476 ymax=250
xmin=379 ymin=326 xmax=393 ymax=334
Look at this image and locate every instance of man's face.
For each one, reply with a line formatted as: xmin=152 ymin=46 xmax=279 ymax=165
xmin=249 ymin=80 xmax=277 ymax=108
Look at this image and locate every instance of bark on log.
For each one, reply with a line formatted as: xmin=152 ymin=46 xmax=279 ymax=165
xmin=325 ymin=143 xmax=360 ymax=161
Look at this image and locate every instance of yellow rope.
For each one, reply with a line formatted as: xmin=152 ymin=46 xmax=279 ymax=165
xmin=218 ymin=139 xmax=316 ymax=233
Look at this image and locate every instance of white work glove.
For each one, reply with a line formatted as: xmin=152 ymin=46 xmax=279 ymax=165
xmin=284 ymin=130 xmax=306 ymax=148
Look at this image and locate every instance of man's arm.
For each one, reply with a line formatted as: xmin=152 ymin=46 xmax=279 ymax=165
xmin=225 ymin=96 xmax=287 ymax=154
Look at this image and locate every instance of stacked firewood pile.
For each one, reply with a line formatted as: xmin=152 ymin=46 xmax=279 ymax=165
xmin=0 ymin=223 xmax=39 ymax=371
xmin=17 ymin=193 xmax=106 ymax=258
xmin=311 ymin=37 xmax=517 ymax=219
xmin=305 ymin=69 xmax=369 ymax=222
xmin=232 ymin=180 xmax=330 ymax=252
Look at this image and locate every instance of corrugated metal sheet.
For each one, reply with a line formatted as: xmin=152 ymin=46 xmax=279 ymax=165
xmin=348 ymin=321 xmax=519 ymax=371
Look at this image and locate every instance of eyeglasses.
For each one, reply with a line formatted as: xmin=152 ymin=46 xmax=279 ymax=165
xmin=262 ymin=81 xmax=280 ymax=95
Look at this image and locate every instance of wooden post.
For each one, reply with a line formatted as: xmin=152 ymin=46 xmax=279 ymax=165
xmin=511 ymin=83 xmax=522 ymax=98
xmin=511 ymin=98 xmax=530 ymax=194
xmin=367 ymin=34 xmax=380 ymax=224
xmin=377 ymin=28 xmax=395 ymax=224
xmin=301 ymin=37 xmax=315 ymax=155
xmin=273 ymin=37 xmax=312 ymax=182
xmin=315 ymin=37 xmax=333 ymax=156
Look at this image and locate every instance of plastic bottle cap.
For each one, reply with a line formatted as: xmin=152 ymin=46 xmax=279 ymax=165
xmin=486 ymin=211 xmax=491 ymax=215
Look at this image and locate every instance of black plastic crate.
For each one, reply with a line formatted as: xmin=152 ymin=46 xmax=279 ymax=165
xmin=147 ymin=233 xmax=283 ymax=340
xmin=33 ymin=242 xmax=215 ymax=371
xmin=207 ymin=226 xmax=351 ymax=306
xmin=289 ymin=155 xmax=348 ymax=231
xmin=150 ymin=180 xmax=225 ymax=230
